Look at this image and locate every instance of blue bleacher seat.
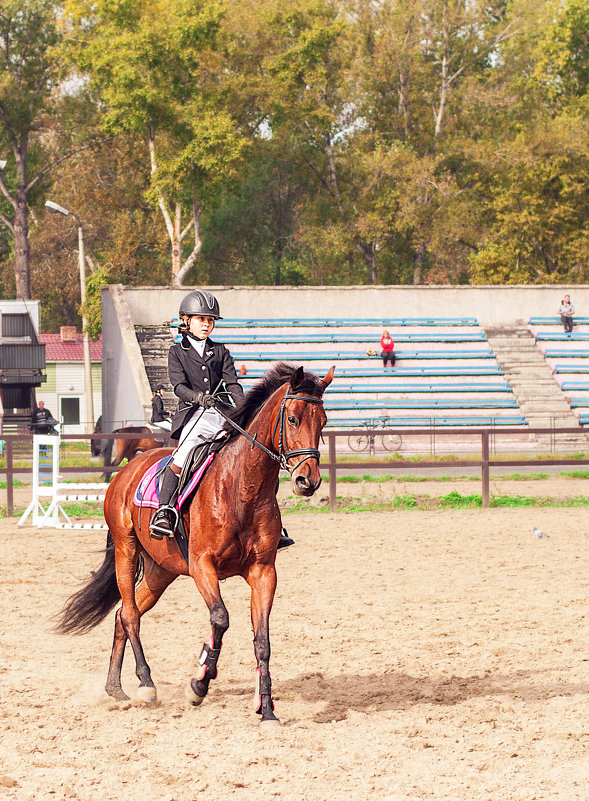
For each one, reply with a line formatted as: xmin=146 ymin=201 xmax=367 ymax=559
xmin=325 ymin=398 xmax=518 ymax=410
xmin=545 ymin=350 xmax=589 ymax=359
xmin=240 ymin=367 xmax=503 ymax=378
xmin=232 ymin=350 xmax=495 ymax=361
xmin=218 ymin=333 xmax=487 ymax=344
xmin=530 ymin=317 xmax=589 ymax=325
xmin=554 ymin=365 xmax=589 ymax=374
xmin=327 ymin=415 xmax=528 ymax=428
xmin=322 ymin=383 xmax=511 ymax=394
xmin=214 ymin=317 xmax=480 ymax=328
xmin=535 ymin=333 xmax=589 ymax=341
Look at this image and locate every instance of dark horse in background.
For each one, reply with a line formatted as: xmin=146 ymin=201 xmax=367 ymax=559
xmin=57 ymin=364 xmax=333 ymax=726
xmin=94 ymin=425 xmax=167 ymax=468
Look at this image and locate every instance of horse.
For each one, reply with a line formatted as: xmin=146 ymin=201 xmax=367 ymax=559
xmin=101 ymin=425 xmax=167 ymax=468
xmin=56 ymin=363 xmax=334 ymax=727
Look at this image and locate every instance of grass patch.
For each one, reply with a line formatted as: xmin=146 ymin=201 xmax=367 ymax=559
xmin=0 ymin=479 xmax=25 ymax=489
xmin=280 ymin=491 xmax=589 ymax=514
xmin=0 ymin=501 xmax=104 ymax=520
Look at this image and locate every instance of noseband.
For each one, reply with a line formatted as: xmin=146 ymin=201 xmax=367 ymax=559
xmin=215 ymin=390 xmax=324 ymax=474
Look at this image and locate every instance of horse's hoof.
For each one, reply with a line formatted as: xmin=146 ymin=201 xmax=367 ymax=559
xmin=106 ymin=687 xmax=130 ymax=702
xmin=136 ymin=685 xmax=158 ymax=704
xmin=259 ymin=717 xmax=281 ymax=732
xmin=185 ymin=681 xmax=205 ymax=706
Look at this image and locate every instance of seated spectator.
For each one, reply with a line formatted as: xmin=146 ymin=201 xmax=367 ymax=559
xmin=30 ymin=401 xmax=58 ymax=435
xmin=380 ymin=330 xmax=396 ymax=368
xmin=558 ymin=295 xmax=575 ymax=333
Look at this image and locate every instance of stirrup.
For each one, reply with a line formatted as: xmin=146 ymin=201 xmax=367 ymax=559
xmin=149 ymin=505 xmax=179 ymax=539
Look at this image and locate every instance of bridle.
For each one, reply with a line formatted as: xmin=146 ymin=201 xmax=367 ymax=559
xmin=214 ymin=387 xmax=324 ymax=474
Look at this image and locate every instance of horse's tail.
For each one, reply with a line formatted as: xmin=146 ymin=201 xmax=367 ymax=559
xmin=102 ymin=431 xmax=116 ymax=467
xmin=55 ymin=537 xmax=120 ymax=635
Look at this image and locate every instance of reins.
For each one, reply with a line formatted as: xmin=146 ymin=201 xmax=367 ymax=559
xmin=213 ymin=388 xmax=323 ymax=473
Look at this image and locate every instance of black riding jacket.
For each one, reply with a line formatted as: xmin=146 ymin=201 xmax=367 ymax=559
xmin=151 ymin=394 xmax=168 ymax=423
xmin=168 ymin=337 xmax=244 ymax=440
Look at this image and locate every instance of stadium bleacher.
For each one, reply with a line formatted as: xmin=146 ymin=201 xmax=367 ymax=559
xmin=529 ymin=316 xmax=589 ymax=423
xmin=140 ymin=317 xmax=526 ymax=431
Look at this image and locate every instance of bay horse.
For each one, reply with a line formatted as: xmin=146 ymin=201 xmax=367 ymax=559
xmin=56 ymin=363 xmax=333 ymax=726
xmin=101 ymin=425 xmax=167 ymax=468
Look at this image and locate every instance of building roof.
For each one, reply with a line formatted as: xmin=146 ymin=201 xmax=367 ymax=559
xmin=39 ymin=333 xmax=103 ymax=362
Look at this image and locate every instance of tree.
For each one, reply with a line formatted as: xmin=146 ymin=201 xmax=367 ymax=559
xmin=68 ymin=0 xmax=248 ymax=286
xmin=0 ymin=0 xmax=106 ymax=299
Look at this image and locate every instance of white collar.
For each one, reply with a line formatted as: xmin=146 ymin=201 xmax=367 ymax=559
xmin=189 ymin=337 xmax=207 ymax=357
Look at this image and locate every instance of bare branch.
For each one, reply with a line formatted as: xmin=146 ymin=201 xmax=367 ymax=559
xmin=0 ymin=170 xmax=17 ymax=209
xmin=0 ymin=211 xmax=15 ymax=233
xmin=25 ymin=136 xmax=115 ymax=193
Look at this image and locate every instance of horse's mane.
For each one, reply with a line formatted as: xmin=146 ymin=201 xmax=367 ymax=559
xmin=223 ymin=362 xmax=324 ymax=436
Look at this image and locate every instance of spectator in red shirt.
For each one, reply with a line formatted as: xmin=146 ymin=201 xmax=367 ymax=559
xmin=380 ymin=330 xmax=396 ymax=368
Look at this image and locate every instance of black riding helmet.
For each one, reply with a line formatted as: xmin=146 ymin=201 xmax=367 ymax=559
xmin=179 ymin=289 xmax=222 ymax=320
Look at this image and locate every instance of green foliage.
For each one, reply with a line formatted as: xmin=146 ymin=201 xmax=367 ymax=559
xmin=1 ymin=0 xmax=588 ymax=319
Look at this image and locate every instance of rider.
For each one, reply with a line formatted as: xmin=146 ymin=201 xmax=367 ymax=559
xmin=151 ymin=384 xmax=172 ymax=431
xmin=149 ymin=289 xmax=294 ymax=549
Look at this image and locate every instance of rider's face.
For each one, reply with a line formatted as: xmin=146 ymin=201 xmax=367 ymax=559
xmin=186 ymin=315 xmax=215 ymax=338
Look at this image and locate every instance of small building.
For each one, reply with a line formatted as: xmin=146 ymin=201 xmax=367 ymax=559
xmin=37 ymin=327 xmax=102 ymax=434
xmin=0 ymin=300 xmax=46 ymax=435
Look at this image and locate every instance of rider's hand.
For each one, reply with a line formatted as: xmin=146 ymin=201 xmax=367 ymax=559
xmin=192 ymin=391 xmax=216 ymax=409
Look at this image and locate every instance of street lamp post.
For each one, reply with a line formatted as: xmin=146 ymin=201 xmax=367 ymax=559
xmin=45 ymin=201 xmax=95 ymax=434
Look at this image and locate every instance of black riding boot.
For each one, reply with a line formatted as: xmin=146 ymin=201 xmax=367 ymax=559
xmin=278 ymin=527 xmax=295 ymax=550
xmin=149 ymin=465 xmax=180 ymax=539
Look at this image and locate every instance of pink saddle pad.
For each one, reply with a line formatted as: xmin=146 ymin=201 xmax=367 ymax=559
xmin=133 ymin=453 xmax=215 ymax=510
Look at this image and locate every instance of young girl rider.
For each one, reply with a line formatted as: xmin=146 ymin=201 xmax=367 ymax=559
xmin=149 ymin=289 xmax=243 ymax=537
xmin=149 ymin=288 xmax=294 ymax=549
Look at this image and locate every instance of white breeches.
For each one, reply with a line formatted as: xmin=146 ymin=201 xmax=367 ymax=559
xmin=172 ymin=407 xmax=226 ymax=467
xmin=153 ymin=419 xmax=172 ymax=431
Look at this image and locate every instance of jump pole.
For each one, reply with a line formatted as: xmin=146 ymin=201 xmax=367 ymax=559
xmin=18 ymin=435 xmax=109 ymax=530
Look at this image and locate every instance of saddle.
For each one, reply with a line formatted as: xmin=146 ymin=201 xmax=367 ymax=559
xmin=134 ymin=434 xmax=228 ymax=511
xmin=134 ymin=434 xmax=229 ymax=563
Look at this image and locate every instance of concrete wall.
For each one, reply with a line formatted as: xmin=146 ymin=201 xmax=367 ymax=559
xmin=101 ymin=286 xmax=152 ymax=431
xmin=121 ymin=285 xmax=589 ymax=328
xmin=103 ymin=283 xmax=589 ymax=430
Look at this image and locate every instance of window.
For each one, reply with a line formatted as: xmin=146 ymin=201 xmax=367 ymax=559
xmin=61 ymin=397 xmax=80 ymax=425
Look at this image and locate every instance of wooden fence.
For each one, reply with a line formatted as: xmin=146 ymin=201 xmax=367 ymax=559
xmin=2 ymin=428 xmax=588 ymax=517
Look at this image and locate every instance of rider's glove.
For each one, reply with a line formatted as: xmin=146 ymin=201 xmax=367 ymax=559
xmin=192 ymin=391 xmax=216 ymax=409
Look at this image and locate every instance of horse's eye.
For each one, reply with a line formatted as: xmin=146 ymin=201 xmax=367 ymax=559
xmin=287 ymin=415 xmax=298 ymax=426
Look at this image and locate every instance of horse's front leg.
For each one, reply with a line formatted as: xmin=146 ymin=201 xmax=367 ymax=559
xmin=186 ymin=556 xmax=229 ymax=706
xmin=247 ymin=562 xmax=279 ymax=727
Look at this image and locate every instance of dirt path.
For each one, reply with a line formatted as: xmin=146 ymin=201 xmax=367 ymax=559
xmin=1 ymin=508 xmax=588 ymax=800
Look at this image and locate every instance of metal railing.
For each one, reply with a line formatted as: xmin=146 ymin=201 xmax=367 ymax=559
xmin=2 ymin=427 xmax=588 ymax=517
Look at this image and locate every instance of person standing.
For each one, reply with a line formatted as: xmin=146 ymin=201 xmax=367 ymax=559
xmin=29 ymin=401 xmax=58 ymax=434
xmin=558 ymin=295 xmax=575 ymax=333
xmin=151 ymin=384 xmax=171 ymax=431
xmin=380 ymin=330 xmax=396 ymax=368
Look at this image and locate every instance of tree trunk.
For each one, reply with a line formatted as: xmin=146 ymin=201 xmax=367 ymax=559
xmin=413 ymin=240 xmax=425 ymax=285
xmin=14 ymin=193 xmax=31 ymax=299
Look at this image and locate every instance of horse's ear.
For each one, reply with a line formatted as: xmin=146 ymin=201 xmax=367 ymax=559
xmin=319 ymin=365 xmax=335 ymax=391
xmin=290 ymin=366 xmax=305 ymax=391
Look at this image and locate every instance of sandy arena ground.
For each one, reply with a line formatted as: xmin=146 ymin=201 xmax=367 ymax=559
xmin=1 ymin=505 xmax=588 ymax=801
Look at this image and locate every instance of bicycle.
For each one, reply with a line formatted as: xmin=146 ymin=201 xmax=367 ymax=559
xmin=347 ymin=416 xmax=403 ymax=453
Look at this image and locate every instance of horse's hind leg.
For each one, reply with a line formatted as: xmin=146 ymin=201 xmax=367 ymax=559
xmin=106 ymin=550 xmax=176 ymax=702
xmin=186 ymin=556 xmax=229 ymax=706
